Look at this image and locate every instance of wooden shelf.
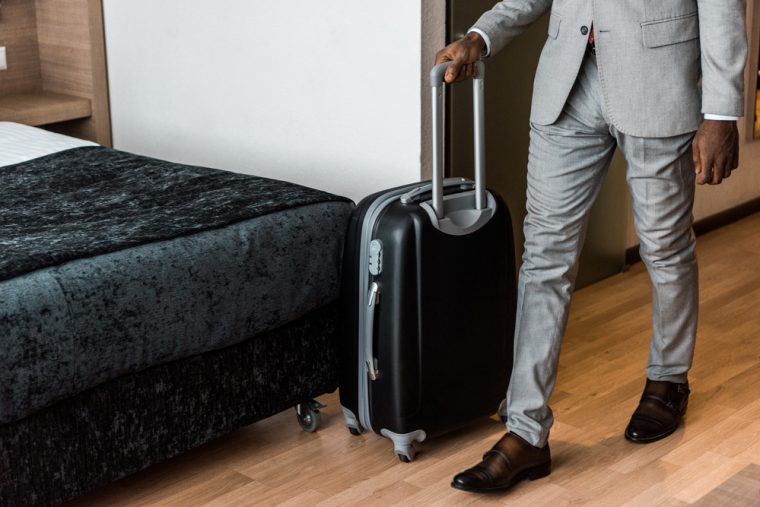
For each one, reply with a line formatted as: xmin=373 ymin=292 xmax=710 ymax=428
xmin=0 ymin=91 xmax=92 ymax=127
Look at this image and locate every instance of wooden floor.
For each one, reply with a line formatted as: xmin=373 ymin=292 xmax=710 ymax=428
xmin=69 ymin=213 xmax=760 ymax=507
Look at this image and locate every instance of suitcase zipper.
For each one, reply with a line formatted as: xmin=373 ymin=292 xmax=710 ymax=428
xmin=366 ymin=282 xmax=381 ymax=381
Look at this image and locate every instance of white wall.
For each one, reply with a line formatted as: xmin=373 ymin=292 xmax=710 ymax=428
xmin=103 ymin=0 xmax=424 ymax=202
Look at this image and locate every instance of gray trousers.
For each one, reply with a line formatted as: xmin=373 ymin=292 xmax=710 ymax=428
xmin=504 ymin=54 xmax=699 ymax=447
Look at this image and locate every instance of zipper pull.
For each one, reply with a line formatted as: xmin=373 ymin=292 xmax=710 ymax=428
xmin=366 ymin=358 xmax=379 ymax=381
xmin=368 ymin=282 xmax=380 ymax=306
xmin=366 ymin=281 xmax=380 ymax=381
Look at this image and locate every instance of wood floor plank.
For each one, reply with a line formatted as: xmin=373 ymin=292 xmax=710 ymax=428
xmin=693 ymin=464 xmax=760 ymax=506
xmin=162 ymin=471 xmax=253 ymax=507
xmin=623 ymin=452 xmax=745 ymax=505
xmin=200 ymin=480 xmax=273 ymax=507
xmin=661 ymin=415 xmax=757 ymax=466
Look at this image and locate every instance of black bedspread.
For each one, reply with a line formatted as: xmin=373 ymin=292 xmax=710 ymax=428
xmin=0 ymin=146 xmax=348 ymax=281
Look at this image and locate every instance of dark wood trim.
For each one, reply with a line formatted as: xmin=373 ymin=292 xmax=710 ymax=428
xmin=625 ymin=197 xmax=760 ymax=267
xmin=692 ymin=197 xmax=760 ymax=236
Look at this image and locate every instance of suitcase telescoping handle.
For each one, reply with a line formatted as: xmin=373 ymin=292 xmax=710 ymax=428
xmin=429 ymin=60 xmax=486 ymax=219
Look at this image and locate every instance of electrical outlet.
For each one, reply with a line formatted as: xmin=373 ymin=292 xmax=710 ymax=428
xmin=0 ymin=47 xmax=7 ymax=71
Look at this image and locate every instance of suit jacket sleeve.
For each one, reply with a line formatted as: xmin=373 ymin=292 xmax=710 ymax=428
xmin=470 ymin=0 xmax=553 ymax=57
xmin=698 ymin=0 xmax=748 ymax=117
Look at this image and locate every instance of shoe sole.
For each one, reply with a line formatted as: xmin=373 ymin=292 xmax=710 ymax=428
xmin=450 ymin=462 xmax=551 ymax=494
xmin=624 ymin=425 xmax=678 ymax=444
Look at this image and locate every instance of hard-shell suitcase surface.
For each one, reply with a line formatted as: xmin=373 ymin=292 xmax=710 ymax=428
xmin=339 ymin=62 xmax=516 ymax=461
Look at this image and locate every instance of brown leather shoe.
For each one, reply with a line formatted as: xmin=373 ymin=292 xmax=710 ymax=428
xmin=451 ymin=432 xmax=551 ymax=493
xmin=625 ymin=379 xmax=689 ymax=444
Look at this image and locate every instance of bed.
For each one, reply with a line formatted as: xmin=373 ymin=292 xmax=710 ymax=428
xmin=0 ymin=123 xmax=353 ymax=506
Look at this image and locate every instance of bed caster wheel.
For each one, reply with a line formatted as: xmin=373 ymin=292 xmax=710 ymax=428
xmin=295 ymin=400 xmax=325 ymax=433
xmin=348 ymin=427 xmax=362 ymax=436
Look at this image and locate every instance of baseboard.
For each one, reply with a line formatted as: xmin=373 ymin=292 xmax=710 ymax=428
xmin=624 ymin=197 xmax=760 ymax=266
xmin=624 ymin=247 xmax=641 ymax=267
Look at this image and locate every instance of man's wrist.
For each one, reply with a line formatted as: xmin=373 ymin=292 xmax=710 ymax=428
xmin=465 ymin=31 xmax=486 ymax=52
xmin=466 ymin=28 xmax=490 ymax=57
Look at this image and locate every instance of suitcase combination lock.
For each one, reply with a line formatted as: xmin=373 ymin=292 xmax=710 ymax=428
xmin=368 ymin=240 xmax=383 ymax=275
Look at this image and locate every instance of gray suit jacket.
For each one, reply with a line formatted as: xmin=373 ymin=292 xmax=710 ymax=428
xmin=472 ymin=0 xmax=747 ymax=137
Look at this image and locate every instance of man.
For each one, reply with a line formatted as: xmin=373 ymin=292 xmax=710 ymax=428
xmin=435 ymin=0 xmax=748 ymax=494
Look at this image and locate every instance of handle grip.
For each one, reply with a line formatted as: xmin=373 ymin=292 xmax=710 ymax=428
xmin=430 ymin=60 xmax=485 ymax=87
xmin=429 ymin=61 xmax=486 ymax=218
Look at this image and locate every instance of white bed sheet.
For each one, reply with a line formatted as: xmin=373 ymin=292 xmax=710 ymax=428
xmin=0 ymin=122 xmax=98 ymax=168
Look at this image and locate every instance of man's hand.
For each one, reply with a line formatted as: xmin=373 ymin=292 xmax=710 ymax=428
xmin=693 ymin=120 xmax=740 ymax=185
xmin=435 ymin=32 xmax=486 ymax=84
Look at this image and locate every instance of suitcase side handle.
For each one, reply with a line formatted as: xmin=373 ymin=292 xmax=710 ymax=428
xmin=429 ymin=60 xmax=486 ymax=219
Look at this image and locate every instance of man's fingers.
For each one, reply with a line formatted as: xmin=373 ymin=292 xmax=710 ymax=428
xmin=692 ymin=139 xmax=703 ymax=180
xmin=711 ymin=156 xmax=723 ymax=185
xmin=693 ymin=142 xmax=708 ymax=185
xmin=434 ymin=50 xmax=448 ymax=66
xmin=731 ymin=140 xmax=740 ymax=170
xmin=711 ymin=166 xmax=723 ymax=185
xmin=436 ymin=36 xmax=483 ymax=83
xmin=712 ymin=154 xmax=729 ymax=184
xmin=701 ymin=150 xmax=716 ymax=185
xmin=451 ymin=60 xmax=476 ymax=83
xmin=445 ymin=55 xmax=467 ymax=83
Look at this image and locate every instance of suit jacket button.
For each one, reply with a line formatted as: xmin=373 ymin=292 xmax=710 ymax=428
xmin=581 ymin=25 xmax=589 ymax=35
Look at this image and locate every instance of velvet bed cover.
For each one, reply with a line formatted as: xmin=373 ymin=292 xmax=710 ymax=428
xmin=0 ymin=147 xmax=353 ymax=424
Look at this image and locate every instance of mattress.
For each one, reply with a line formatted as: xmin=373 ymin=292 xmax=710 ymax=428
xmin=0 ymin=125 xmax=353 ymax=424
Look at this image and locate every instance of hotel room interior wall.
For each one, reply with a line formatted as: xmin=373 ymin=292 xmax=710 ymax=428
xmin=0 ymin=0 xmax=42 ymax=95
xmin=102 ymin=0 xmax=423 ymax=202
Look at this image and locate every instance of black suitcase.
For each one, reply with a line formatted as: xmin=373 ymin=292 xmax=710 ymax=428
xmin=339 ymin=61 xmax=516 ymax=462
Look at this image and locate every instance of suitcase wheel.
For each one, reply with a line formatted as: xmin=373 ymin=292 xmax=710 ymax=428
xmin=295 ymin=399 xmax=326 ymax=433
xmin=397 ymin=449 xmax=415 ymax=463
xmin=381 ymin=428 xmax=426 ymax=463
